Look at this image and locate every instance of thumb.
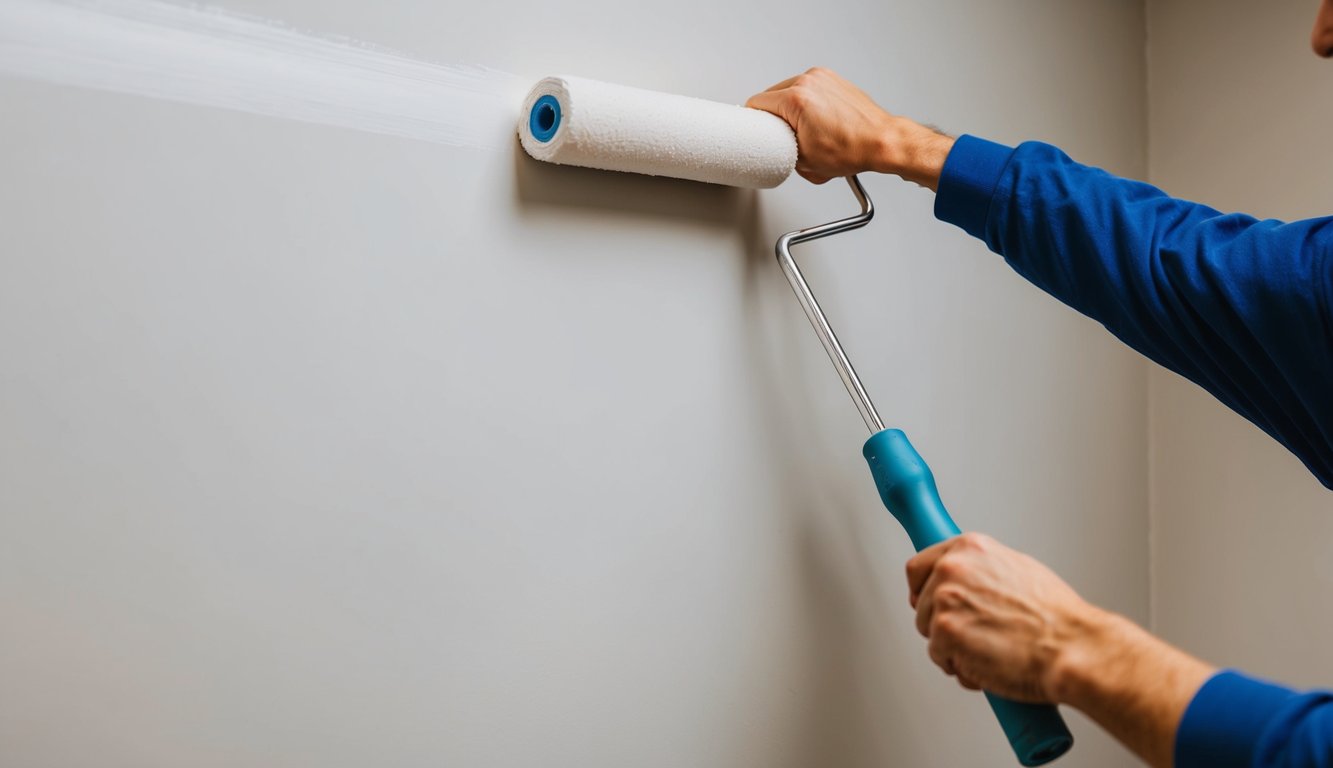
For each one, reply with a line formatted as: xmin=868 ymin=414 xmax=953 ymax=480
xmin=797 ymin=169 xmax=831 ymax=185
xmin=745 ymin=89 xmax=795 ymax=125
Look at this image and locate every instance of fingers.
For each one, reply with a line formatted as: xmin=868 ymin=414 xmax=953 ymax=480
xmin=911 ymin=534 xmax=998 ymax=638
xmin=745 ymin=73 xmax=805 ymax=121
xmin=956 ymin=672 xmax=983 ymax=691
xmin=906 ymin=532 xmax=1066 ymax=699
xmin=744 ymin=89 xmax=786 ymax=117
xmin=796 ymin=168 xmax=831 ymax=185
xmin=916 ymin=575 xmax=970 ymax=644
xmin=927 ymin=609 xmax=970 ymax=679
xmin=906 ymin=538 xmax=956 ymax=607
xmin=749 ymin=66 xmax=894 ymax=186
xmin=758 ymin=66 xmax=835 ymax=96
xmin=927 ymin=633 xmax=956 ymax=677
xmin=746 ymin=67 xmax=837 ymax=119
xmin=909 ymin=542 xmax=957 ymax=640
xmin=914 ymin=568 xmax=939 ymax=637
xmin=760 ymin=73 xmax=802 ymax=93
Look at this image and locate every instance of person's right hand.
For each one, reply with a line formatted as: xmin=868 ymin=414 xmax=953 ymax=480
xmin=908 ymin=532 xmax=1215 ymax=768
xmin=746 ymin=67 xmax=954 ymax=190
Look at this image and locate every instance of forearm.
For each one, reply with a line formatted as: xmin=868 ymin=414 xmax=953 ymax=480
xmin=749 ymin=74 xmax=1333 ymax=492
xmin=1049 ymin=608 xmax=1216 ymax=767
xmin=906 ymin=534 xmax=1218 ymax=766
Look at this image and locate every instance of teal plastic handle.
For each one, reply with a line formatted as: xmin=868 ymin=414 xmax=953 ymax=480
xmin=862 ymin=428 xmax=1074 ymax=766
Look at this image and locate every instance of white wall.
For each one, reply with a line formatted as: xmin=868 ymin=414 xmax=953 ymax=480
xmin=0 ymin=1 xmax=1150 ymax=765
xmin=1146 ymin=0 xmax=1333 ymax=689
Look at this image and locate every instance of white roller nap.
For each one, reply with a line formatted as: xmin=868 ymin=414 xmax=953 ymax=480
xmin=518 ymin=75 xmax=797 ymax=189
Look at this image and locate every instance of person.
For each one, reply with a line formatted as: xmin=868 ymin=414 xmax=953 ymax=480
xmin=745 ymin=4 xmax=1333 ymax=767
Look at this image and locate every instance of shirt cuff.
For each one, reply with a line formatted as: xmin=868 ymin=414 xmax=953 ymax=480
xmin=1175 ymin=670 xmax=1298 ymax=768
xmin=933 ymin=134 xmax=1016 ymax=241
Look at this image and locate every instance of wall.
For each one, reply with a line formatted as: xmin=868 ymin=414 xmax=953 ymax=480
xmin=0 ymin=1 xmax=1150 ymax=765
xmin=1145 ymin=0 xmax=1333 ymax=689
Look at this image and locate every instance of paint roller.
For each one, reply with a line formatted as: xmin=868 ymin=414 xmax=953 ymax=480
xmin=518 ymin=75 xmax=1075 ymax=767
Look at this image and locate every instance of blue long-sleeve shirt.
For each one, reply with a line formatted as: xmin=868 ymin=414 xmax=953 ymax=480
xmin=932 ymin=135 xmax=1333 ymax=767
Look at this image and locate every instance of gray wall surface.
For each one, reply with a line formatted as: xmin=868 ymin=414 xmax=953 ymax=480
xmin=1146 ymin=0 xmax=1333 ymax=689
xmin=1 ymin=1 xmax=1151 ymax=765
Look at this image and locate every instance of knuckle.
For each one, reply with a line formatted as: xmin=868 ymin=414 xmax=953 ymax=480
xmin=935 ymin=556 xmax=964 ymax=580
xmin=957 ymin=532 xmax=991 ymax=551
xmin=932 ymin=613 xmax=961 ymax=641
xmin=933 ymin=584 xmax=965 ymax=610
xmin=906 ymin=564 xmax=924 ymax=590
xmin=927 ymin=637 xmax=949 ymax=664
xmin=928 ymin=643 xmax=957 ymax=677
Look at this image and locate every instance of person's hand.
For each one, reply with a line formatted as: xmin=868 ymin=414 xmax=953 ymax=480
xmin=746 ymin=67 xmax=954 ymax=189
xmin=908 ymin=532 xmax=1217 ymax=768
xmin=906 ymin=532 xmax=1102 ymax=702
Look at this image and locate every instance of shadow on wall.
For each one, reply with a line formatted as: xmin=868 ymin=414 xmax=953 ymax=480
xmin=512 ymin=142 xmax=911 ymax=765
xmin=740 ymin=193 xmax=914 ymax=767
xmin=511 ymin=143 xmax=746 ymax=226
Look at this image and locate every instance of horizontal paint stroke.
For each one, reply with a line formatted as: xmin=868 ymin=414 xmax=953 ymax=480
xmin=0 ymin=0 xmax=527 ymax=149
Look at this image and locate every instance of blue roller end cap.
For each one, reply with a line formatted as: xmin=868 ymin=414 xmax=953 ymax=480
xmin=529 ymin=95 xmax=561 ymax=142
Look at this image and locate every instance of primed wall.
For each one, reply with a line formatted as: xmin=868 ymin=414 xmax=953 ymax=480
xmin=0 ymin=1 xmax=1149 ymax=765
xmin=1146 ymin=0 xmax=1333 ymax=688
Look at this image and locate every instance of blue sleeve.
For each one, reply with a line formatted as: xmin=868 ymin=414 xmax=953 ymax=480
xmin=1175 ymin=670 xmax=1333 ymax=767
xmin=933 ymin=136 xmax=1333 ymax=489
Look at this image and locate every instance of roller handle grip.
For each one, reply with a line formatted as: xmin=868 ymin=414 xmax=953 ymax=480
xmin=862 ymin=428 xmax=1074 ymax=766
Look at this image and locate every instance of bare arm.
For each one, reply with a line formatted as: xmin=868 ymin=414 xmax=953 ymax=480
xmin=747 ymin=67 xmax=1333 ymax=766
xmin=748 ymin=69 xmax=1219 ymax=764
xmin=746 ymin=67 xmax=952 ymax=189
xmin=906 ymin=533 xmax=1215 ymax=767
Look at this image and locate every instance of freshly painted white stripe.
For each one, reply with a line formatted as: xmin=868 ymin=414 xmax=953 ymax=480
xmin=0 ymin=0 xmax=526 ymax=149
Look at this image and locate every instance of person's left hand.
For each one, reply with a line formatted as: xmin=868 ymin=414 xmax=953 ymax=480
xmin=906 ymin=532 xmax=1101 ymax=703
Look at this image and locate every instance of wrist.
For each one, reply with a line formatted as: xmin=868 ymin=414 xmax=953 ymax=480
xmin=1045 ymin=605 xmax=1139 ymax=707
xmin=873 ymin=118 xmax=955 ymax=191
xmin=1045 ymin=605 xmax=1216 ymax=767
